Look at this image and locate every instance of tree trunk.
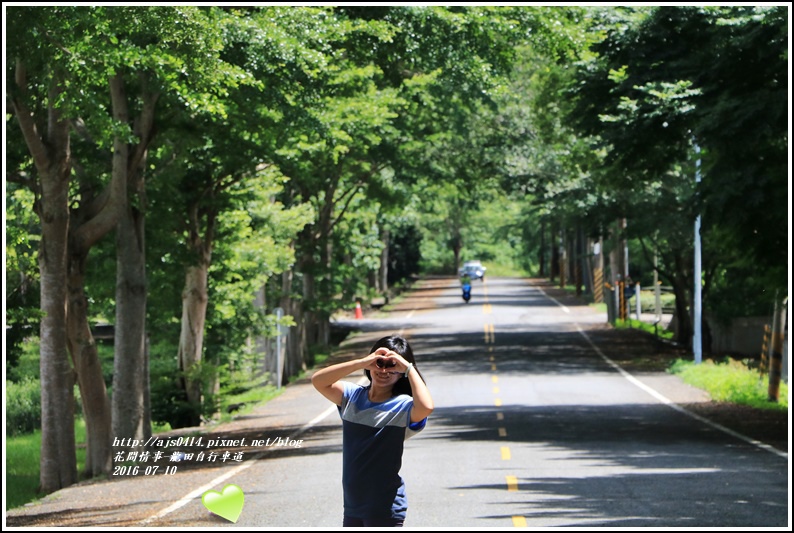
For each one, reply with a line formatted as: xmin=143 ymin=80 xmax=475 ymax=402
xmin=112 ymin=192 xmax=149 ymax=442
xmin=671 ymin=279 xmax=693 ymax=348
xmin=578 ymin=227 xmax=591 ymax=296
xmin=286 ymin=298 xmax=308 ymax=380
xmin=316 ymin=235 xmax=333 ymax=353
xmin=111 ymin=75 xmax=155 ymax=444
xmin=379 ymin=228 xmax=390 ymax=296
xmin=301 ymin=253 xmax=319 ymax=363
xmin=550 ymin=221 xmax=559 ymax=281
xmin=281 ymin=268 xmax=305 ymax=383
xmin=177 ymin=263 xmax=210 ymax=426
xmin=38 ymin=161 xmax=78 ymax=493
xmin=290 ymin=224 xmax=319 ymax=373
xmin=559 ymin=226 xmax=567 ymax=289
xmin=575 ymin=228 xmax=584 ymax=296
xmin=12 ymin=64 xmax=78 ymax=493
xmin=452 ymin=232 xmax=462 ymax=274
xmin=175 ymin=194 xmax=216 ymax=426
xmin=112 ymin=79 xmax=158 ymax=442
xmin=538 ymin=219 xmax=546 ymax=277
xmin=66 ymin=252 xmax=111 ymax=478
xmin=62 ymin=73 xmax=134 ymax=477
xmin=313 ymin=188 xmax=339 ymax=356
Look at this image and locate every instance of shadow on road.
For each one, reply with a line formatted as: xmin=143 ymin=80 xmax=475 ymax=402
xmin=426 ymin=403 xmax=788 ymax=527
xmin=5 ymin=502 xmax=165 ymax=528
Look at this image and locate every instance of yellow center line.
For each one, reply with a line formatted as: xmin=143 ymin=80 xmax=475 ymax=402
xmin=506 ymin=475 xmax=518 ymax=491
xmin=512 ymin=516 xmax=527 ymax=527
xmin=494 ymin=398 xmax=502 ymax=407
xmin=491 ymin=375 xmax=498 ymax=383
xmin=496 ymin=412 xmax=504 ymax=421
xmin=501 ymin=447 xmax=511 ymax=460
xmin=484 ymin=322 xmax=495 ymax=343
xmin=498 ymin=427 xmax=507 ymax=437
xmin=492 ymin=386 xmax=500 ymax=394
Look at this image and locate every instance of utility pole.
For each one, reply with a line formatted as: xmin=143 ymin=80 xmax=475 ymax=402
xmin=693 ymin=141 xmax=702 ymax=364
xmin=767 ymin=296 xmax=787 ymax=402
xmin=654 ymin=248 xmax=661 ymax=323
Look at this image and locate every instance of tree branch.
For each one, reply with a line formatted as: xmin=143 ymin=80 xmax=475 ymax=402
xmin=5 ymin=171 xmax=37 ymax=190
xmin=127 ymin=84 xmax=161 ymax=177
xmin=327 ymin=161 xmax=386 ymax=233
xmin=10 ymin=58 xmax=50 ymax=175
xmin=70 ymin=73 xmax=128 ymax=254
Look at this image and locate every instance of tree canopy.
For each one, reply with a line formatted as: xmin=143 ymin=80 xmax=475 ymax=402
xmin=5 ymin=5 xmax=788 ymax=492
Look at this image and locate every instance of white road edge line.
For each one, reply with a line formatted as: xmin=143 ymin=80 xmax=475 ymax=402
xmin=398 ymin=309 xmax=415 ymax=336
xmin=535 ymin=285 xmax=570 ymax=313
xmin=140 ymin=376 xmax=369 ymax=525
xmin=536 ymin=283 xmax=786 ymax=459
xmin=575 ymin=324 xmax=787 ymax=459
xmin=147 ymin=280 xmax=784 ymax=525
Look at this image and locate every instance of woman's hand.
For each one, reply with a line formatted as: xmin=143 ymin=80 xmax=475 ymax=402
xmin=360 ymin=349 xmax=392 ymax=373
xmin=370 ymin=348 xmax=410 ymax=373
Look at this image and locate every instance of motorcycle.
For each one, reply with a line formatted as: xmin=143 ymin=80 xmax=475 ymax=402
xmin=462 ymin=282 xmax=472 ymax=303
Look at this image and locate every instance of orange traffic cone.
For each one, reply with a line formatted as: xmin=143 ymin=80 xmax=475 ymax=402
xmin=355 ymin=301 xmax=363 ymax=319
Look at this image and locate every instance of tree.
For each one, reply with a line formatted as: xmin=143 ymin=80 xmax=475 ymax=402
xmin=8 ymin=6 xmax=99 ymax=491
xmin=5 ymin=5 xmax=250 ymax=486
xmin=251 ymin=7 xmax=404 ymax=372
xmin=565 ymin=6 xmax=789 ymax=347
xmin=100 ymin=5 xmax=249 ymax=448
xmin=133 ymin=7 xmax=321 ymax=423
xmin=687 ymin=6 xmax=788 ymax=315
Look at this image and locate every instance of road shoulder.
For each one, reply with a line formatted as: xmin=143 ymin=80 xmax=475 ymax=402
xmin=529 ymin=277 xmax=789 ymax=456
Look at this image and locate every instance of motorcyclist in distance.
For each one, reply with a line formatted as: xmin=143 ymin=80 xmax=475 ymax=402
xmin=460 ymin=273 xmax=472 ymax=303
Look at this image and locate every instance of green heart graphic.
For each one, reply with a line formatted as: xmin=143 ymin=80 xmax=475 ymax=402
xmin=202 ymin=484 xmax=245 ymax=523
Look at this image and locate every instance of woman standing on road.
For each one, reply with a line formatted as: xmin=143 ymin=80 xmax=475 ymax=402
xmin=311 ymin=334 xmax=434 ymax=527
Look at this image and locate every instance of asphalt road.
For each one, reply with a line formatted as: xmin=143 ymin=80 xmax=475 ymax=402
xmin=6 ymin=277 xmax=789 ymax=529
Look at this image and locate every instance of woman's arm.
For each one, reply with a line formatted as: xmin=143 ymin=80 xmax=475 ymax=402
xmin=311 ymin=356 xmax=378 ymax=406
xmin=406 ymin=365 xmax=434 ymax=423
xmin=384 ymin=350 xmax=434 ymax=423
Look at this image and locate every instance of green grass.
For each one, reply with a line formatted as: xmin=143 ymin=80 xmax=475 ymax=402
xmin=590 ymin=302 xmax=607 ymax=314
xmin=5 ymin=376 xmax=281 ymax=512
xmin=614 ymin=318 xmax=675 ymax=340
xmin=6 ymin=419 xmax=87 ymax=511
xmin=669 ymin=357 xmax=789 ymax=410
xmin=482 ymin=264 xmax=530 ymax=278
xmin=637 ymin=289 xmax=676 ymax=313
xmin=215 ymin=377 xmax=283 ymax=424
xmin=5 ymin=418 xmax=179 ymax=511
xmin=313 ymin=352 xmax=330 ymax=367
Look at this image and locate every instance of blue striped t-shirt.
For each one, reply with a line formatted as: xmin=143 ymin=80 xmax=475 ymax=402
xmin=338 ymin=381 xmax=427 ymax=520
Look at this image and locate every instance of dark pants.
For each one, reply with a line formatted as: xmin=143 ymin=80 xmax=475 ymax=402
xmin=343 ymin=515 xmax=404 ymax=527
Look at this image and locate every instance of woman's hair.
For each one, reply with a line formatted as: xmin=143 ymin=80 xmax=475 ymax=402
xmin=365 ymin=334 xmax=425 ymax=397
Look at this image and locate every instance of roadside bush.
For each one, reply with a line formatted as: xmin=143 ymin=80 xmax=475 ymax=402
xmin=670 ymin=357 xmax=788 ymax=410
xmin=6 ymin=377 xmax=41 ymax=436
xmin=149 ymin=357 xmax=201 ymax=429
